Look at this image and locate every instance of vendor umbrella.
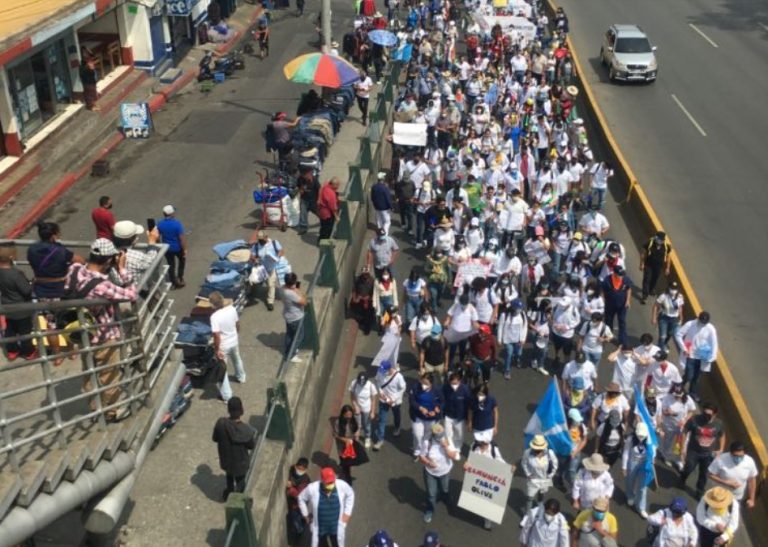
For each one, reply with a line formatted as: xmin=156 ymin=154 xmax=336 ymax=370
xmin=283 ymin=53 xmax=360 ymax=88
xmin=368 ymin=30 xmax=398 ymax=47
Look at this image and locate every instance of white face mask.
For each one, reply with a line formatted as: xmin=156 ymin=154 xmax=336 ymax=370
xmin=421 ymin=383 xmax=430 ymax=391
xmin=544 ymin=513 xmax=555 ymax=523
xmin=382 ymin=275 xmax=390 ymax=281
xmin=477 ymin=395 xmax=486 ymax=402
xmin=295 ymin=469 xmax=306 ymax=476
xmin=451 ymin=383 xmax=460 ymax=391
xmin=586 ymin=289 xmax=595 ymax=296
xmin=670 ymin=290 xmax=679 ymax=297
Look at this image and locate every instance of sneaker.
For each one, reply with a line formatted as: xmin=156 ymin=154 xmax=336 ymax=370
xmin=364 ymin=438 xmax=372 ymax=449
xmin=266 ymin=303 xmax=274 ymax=311
xmin=372 ymin=441 xmax=383 ymax=451
xmin=415 ymin=242 xmax=423 ymax=249
xmin=639 ymin=510 xmax=649 ymax=519
xmin=504 ymin=372 xmax=511 ymax=380
xmin=22 ymin=349 xmax=39 ymax=360
xmin=423 ymin=511 xmax=433 ymax=523
xmin=627 ymin=497 xmax=635 ymax=507
xmin=483 ymin=520 xmax=492 ymax=530
xmin=393 ymin=428 xmax=401 ymax=437
xmin=538 ymin=367 xmax=550 ymax=376
xmin=6 ymin=350 xmax=19 ymax=361
xmin=290 ymin=355 xmax=302 ymax=363
xmin=235 ymin=377 xmax=246 ymax=384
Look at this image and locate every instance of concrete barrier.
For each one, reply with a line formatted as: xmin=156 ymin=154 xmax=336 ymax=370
xmin=544 ymin=0 xmax=768 ymax=523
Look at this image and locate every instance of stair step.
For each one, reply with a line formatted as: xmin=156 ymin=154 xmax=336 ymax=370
xmin=84 ymin=431 xmax=109 ymax=470
xmin=120 ymin=409 xmax=151 ymax=451
xmin=103 ymin=424 xmax=126 ymax=460
xmin=0 ymin=473 xmax=21 ymax=520
xmin=16 ymin=460 xmax=46 ymax=506
xmin=64 ymin=439 xmax=89 ymax=481
xmin=42 ymin=448 xmax=70 ymax=494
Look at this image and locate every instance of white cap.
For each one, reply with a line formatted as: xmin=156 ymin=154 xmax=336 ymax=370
xmin=162 ymin=205 xmax=175 ymax=215
xmin=113 ymin=220 xmax=145 ymax=239
xmin=635 ymin=422 xmax=649 ymax=439
xmin=377 ymin=171 xmax=387 ymax=180
xmin=432 ymin=91 xmax=440 ymax=98
xmin=470 ymin=217 xmax=480 ymax=227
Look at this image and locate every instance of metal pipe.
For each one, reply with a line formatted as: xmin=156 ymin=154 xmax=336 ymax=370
xmin=322 ymin=0 xmax=332 ymax=51
xmin=0 ymin=452 xmax=136 ymax=547
xmin=83 ymin=362 xmax=187 ymax=534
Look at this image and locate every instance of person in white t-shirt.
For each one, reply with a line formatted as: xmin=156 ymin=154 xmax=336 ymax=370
xmin=444 ymin=293 xmax=479 ymax=364
xmin=578 ymin=204 xmax=610 ymax=237
xmin=577 ymin=312 xmax=612 ymax=365
xmin=466 ymin=432 xmax=515 ymax=530
xmin=354 ymin=69 xmax=374 ymax=126
xmin=419 ymin=422 xmax=458 ymax=524
xmin=646 ymin=350 xmax=682 ymax=397
xmin=659 ymin=384 xmax=697 ymax=468
xmin=606 ymin=344 xmax=638 ymax=399
xmin=349 ymin=372 xmax=378 ymax=449
xmin=210 ymin=292 xmax=245 ymax=401
xmin=708 ymin=441 xmax=758 ymax=505
xmin=562 ymin=351 xmax=599 ymax=394
xmin=589 ymin=161 xmax=613 ymax=210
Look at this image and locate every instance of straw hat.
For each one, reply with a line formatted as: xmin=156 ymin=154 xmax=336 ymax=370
xmin=566 ymin=85 xmax=579 ymax=97
xmin=605 ymin=381 xmax=621 ymax=393
xmin=592 ymin=497 xmax=609 ymax=512
xmin=703 ymin=487 xmax=733 ymax=509
xmin=529 ymin=435 xmax=548 ymax=450
xmin=582 ymin=453 xmax=609 ymax=472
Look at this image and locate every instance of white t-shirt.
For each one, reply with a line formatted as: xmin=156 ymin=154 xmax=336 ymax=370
xmin=660 ymin=394 xmax=697 ymax=431
xmin=210 ymin=305 xmax=239 ymax=350
xmin=349 ymin=379 xmax=378 ymax=413
xmin=592 ymin=393 xmax=630 ymax=423
xmin=647 ymin=361 xmax=683 ymax=395
xmin=579 ymin=211 xmax=609 ymax=235
xmin=590 ymin=163 xmax=613 ymax=190
xmin=579 ymin=321 xmax=612 ymax=353
xmin=355 ymin=76 xmax=373 ymax=98
xmin=422 ymin=437 xmax=455 ymax=477
xmin=446 ymin=302 xmax=478 ymax=333
xmin=562 ymin=360 xmax=598 ymax=391
xmin=611 ymin=353 xmax=637 ymax=391
xmin=376 ymin=370 xmax=407 ymax=405
xmin=409 ymin=314 xmax=437 ymax=344
xmin=708 ymin=452 xmax=758 ymax=500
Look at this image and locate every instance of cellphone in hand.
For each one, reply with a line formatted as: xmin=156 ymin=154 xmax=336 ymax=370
xmin=147 ymin=218 xmax=156 ymax=231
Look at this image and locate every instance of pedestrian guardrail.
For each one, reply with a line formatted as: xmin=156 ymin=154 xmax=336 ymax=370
xmin=223 ymin=60 xmax=402 ymax=547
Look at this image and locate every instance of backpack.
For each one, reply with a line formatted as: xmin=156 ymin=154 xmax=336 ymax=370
xmin=55 ymin=268 xmax=106 ymax=342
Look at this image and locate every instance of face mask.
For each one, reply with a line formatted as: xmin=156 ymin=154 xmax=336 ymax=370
xmin=294 ymin=468 xmax=306 ymax=476
xmin=501 ymin=278 xmax=510 ymax=286
xmin=732 ymin=454 xmax=744 ymax=465
xmin=477 ymin=395 xmax=486 ymax=402
xmin=323 ymin=483 xmax=336 ymax=492
xmin=592 ymin=511 xmax=605 ymax=521
xmin=586 ymin=289 xmax=595 ymax=296
xmin=433 ymin=433 xmax=446 ymax=441
xmin=421 ymin=383 xmax=430 ymax=391
xmin=670 ymin=290 xmax=679 ymax=297
xmin=451 ymin=383 xmax=460 ymax=391
xmin=544 ymin=513 xmax=555 ymax=523
xmin=713 ymin=507 xmax=728 ymax=516
xmin=382 ymin=275 xmax=390 ymax=281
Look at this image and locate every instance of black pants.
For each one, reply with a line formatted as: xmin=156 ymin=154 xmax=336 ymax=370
xmin=356 ymin=96 xmax=369 ymax=124
xmin=319 ymin=217 xmax=335 ymax=241
xmin=681 ymin=450 xmax=714 ymax=495
xmin=641 ymin=264 xmax=662 ymax=298
xmin=3 ymin=316 xmax=35 ymax=356
xmin=319 ymin=534 xmax=339 ymax=547
xmin=399 ymin=200 xmax=414 ymax=232
xmin=165 ymin=250 xmax=186 ymax=285
xmin=698 ymin=526 xmax=722 ymax=547
xmin=224 ymin=473 xmax=245 ymax=500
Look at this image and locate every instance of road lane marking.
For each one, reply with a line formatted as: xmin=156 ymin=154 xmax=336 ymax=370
xmin=759 ymin=22 xmax=768 ymax=33
xmin=671 ymin=94 xmax=708 ymax=137
xmin=689 ymin=23 xmax=719 ymax=48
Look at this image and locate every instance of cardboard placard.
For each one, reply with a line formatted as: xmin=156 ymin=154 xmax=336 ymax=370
xmin=458 ymin=452 xmax=513 ymax=524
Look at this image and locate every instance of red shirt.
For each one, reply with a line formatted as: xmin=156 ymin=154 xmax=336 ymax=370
xmin=91 ymin=207 xmax=115 ymax=239
xmin=469 ymin=332 xmax=497 ymax=361
xmin=316 ymin=183 xmax=339 ymax=221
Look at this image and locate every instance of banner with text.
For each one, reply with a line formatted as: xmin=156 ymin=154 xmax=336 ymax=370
xmin=457 ymin=452 xmax=513 ymax=524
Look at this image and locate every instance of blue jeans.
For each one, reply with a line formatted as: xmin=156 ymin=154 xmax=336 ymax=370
xmin=592 ymin=188 xmax=607 ymax=210
xmin=625 ymin=462 xmax=649 ymax=511
xmin=416 ymin=212 xmax=427 ymax=243
xmin=379 ymin=295 xmax=394 ymax=314
xmin=356 ymin=411 xmax=373 ymax=439
xmin=405 ymin=296 xmax=423 ymax=326
xmin=376 ymin=401 xmax=401 ymax=442
xmin=684 ymin=357 xmax=703 ymax=396
xmin=657 ymin=315 xmax=680 ymax=350
xmin=583 ymin=350 xmax=602 ymax=366
xmin=423 ymin=468 xmax=450 ymax=513
xmin=551 ymin=252 xmax=567 ymax=278
xmin=428 ymin=282 xmax=445 ymax=310
xmin=299 ymin=199 xmax=310 ymax=230
xmin=503 ymin=342 xmax=523 ymax=373
xmin=284 ymin=319 xmax=304 ymax=359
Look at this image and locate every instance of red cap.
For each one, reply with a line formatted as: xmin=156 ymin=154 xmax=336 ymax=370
xmin=320 ymin=467 xmax=336 ymax=484
xmin=479 ymin=324 xmax=491 ymax=335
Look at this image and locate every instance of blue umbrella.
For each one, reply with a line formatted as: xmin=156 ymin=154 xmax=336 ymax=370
xmin=368 ymin=30 xmax=398 ymax=47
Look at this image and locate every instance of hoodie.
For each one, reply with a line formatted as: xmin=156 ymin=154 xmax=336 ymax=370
xmin=212 ymin=417 xmax=256 ymax=476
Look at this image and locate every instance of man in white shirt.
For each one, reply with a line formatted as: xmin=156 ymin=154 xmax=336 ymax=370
xmin=401 ymin=155 xmax=432 ymax=192
xmin=210 ymin=291 xmax=244 ymax=401
xmin=675 ymin=311 xmax=718 ymax=400
xmin=708 ymin=441 xmax=758 ymax=506
xmin=606 ymin=344 xmax=638 ymax=399
xmin=354 ymin=69 xmax=374 ymax=126
xmin=520 ymin=498 xmax=570 ymax=547
xmin=577 ymin=312 xmax=612 ymax=365
xmin=578 ymin=204 xmax=610 ymax=237
xmin=646 ymin=350 xmax=682 ymax=397
xmin=502 ymin=189 xmax=530 ymax=252
xmin=562 ymin=351 xmax=599 ymax=394
xmin=373 ymin=360 xmax=407 ymax=450
xmin=419 ymin=422 xmax=458 ymax=524
xmin=589 ymin=161 xmax=613 ymax=210
xmin=349 ymin=372 xmax=378 ymax=449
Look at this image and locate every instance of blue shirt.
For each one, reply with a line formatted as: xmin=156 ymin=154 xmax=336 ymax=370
xmin=442 ymin=382 xmax=471 ymax=420
xmin=370 ymin=182 xmax=393 ymax=212
xmin=157 ymin=218 xmax=184 ymax=253
xmin=471 ymin=395 xmax=497 ymax=431
xmin=317 ymin=486 xmax=340 ymax=535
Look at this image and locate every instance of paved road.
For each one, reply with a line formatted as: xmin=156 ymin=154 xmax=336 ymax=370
xmin=556 ymin=0 xmax=768 ymax=436
xmin=22 ymin=2 xmax=366 ymax=544
xmin=309 ymin=192 xmax=756 ymax=545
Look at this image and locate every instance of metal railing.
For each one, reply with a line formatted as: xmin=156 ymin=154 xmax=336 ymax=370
xmin=223 ymin=61 xmax=401 ymax=547
xmin=0 ymin=240 xmax=176 ymax=505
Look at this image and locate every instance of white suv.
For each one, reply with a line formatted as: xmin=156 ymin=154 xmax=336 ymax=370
xmin=600 ymin=24 xmax=658 ymax=83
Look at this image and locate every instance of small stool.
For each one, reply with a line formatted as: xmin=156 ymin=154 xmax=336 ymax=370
xmin=106 ymin=41 xmax=121 ymax=70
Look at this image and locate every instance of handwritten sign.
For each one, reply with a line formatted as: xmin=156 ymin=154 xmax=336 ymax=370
xmin=454 ymin=259 xmax=490 ymax=288
xmin=458 ymin=452 xmax=513 ymax=524
xmin=120 ymin=102 xmax=152 ymax=139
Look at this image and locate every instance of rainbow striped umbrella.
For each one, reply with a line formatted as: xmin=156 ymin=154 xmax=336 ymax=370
xmin=283 ymin=53 xmax=361 ymax=88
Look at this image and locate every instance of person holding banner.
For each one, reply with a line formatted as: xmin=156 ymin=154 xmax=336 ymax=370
xmin=621 ymin=422 xmax=652 ymax=519
xmin=520 ymin=498 xmax=570 ymax=547
xmin=521 ymin=435 xmax=558 ymax=513
xmin=419 ymin=422 xmax=459 ymax=524
xmin=465 ymin=431 xmax=513 ymax=530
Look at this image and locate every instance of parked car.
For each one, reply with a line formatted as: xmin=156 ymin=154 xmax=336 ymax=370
xmin=600 ymin=24 xmax=658 ymax=83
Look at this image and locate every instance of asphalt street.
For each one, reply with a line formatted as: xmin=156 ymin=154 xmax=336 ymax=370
xmin=556 ymin=0 xmax=768 ymax=436
xmin=310 ymin=198 xmax=756 ymax=545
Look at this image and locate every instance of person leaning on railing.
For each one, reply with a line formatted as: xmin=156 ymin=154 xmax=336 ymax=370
xmin=66 ymin=238 xmax=138 ymax=422
xmin=0 ymin=242 xmax=37 ymax=360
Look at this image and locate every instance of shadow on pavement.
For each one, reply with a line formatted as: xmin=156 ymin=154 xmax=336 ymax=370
xmin=387 ymin=475 xmax=424 ymax=511
xmin=190 ymin=463 xmax=224 ymax=502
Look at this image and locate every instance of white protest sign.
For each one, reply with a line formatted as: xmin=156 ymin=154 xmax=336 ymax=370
xmin=458 ymin=451 xmax=513 ymax=524
xmin=475 ymin=15 xmax=536 ymax=42
xmin=454 ymin=259 xmax=490 ymax=288
xmin=393 ymin=122 xmax=428 ymax=146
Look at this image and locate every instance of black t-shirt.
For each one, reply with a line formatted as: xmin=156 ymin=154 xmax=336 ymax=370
xmin=422 ymin=337 xmax=446 ymax=366
xmin=27 ymin=242 xmax=74 ymax=298
xmin=644 ymin=238 xmax=670 ymax=267
xmin=685 ymin=414 xmax=724 ymax=454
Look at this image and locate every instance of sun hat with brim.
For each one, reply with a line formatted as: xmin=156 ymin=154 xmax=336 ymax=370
xmin=592 ymin=497 xmax=609 ymax=512
xmin=703 ymin=487 xmax=733 ymax=509
xmin=113 ymin=220 xmax=144 ymax=239
xmin=582 ymin=453 xmax=609 ymax=472
xmin=529 ymin=434 xmax=548 ymax=450
xmin=605 ymin=381 xmax=621 ymax=393
xmin=90 ymin=238 xmax=118 ymax=257
xmin=566 ymin=85 xmax=579 ymax=97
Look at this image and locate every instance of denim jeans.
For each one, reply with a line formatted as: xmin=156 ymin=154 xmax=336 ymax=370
xmin=416 ymin=212 xmax=427 ymax=243
xmin=428 ymin=282 xmax=445 ymax=310
xmin=222 ymin=345 xmax=246 ymax=383
xmin=299 ymin=199 xmax=310 ymax=230
xmin=684 ymin=357 xmax=703 ymax=396
xmin=625 ymin=462 xmax=649 ymax=512
xmin=405 ymin=296 xmax=423 ymax=326
xmin=284 ymin=319 xmax=304 ymax=359
xmin=423 ymin=468 xmax=450 ymax=513
xmin=399 ymin=201 xmax=414 ymax=233
xmin=376 ymin=401 xmax=401 ymax=442
xmin=379 ymin=295 xmax=394 ymax=314
xmin=657 ymin=315 xmax=680 ymax=350
xmin=356 ymin=411 xmax=373 ymax=439
xmin=583 ymin=350 xmax=602 ymax=366
xmin=592 ymin=188 xmax=607 ymax=210
xmin=551 ymin=252 xmax=567 ymax=277
xmin=503 ymin=342 xmax=523 ymax=373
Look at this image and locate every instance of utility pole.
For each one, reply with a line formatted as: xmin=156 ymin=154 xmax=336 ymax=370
xmin=322 ymin=0 xmax=332 ymax=52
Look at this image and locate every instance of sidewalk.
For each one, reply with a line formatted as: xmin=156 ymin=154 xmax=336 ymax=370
xmin=0 ymin=3 xmax=264 ymax=240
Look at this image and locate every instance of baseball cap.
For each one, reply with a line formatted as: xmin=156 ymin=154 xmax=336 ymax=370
xmin=90 ymin=238 xmax=119 ymax=257
xmin=320 ymin=467 xmax=336 ymax=484
xmin=113 ymin=220 xmax=144 ymax=239
xmin=422 ymin=531 xmax=440 ymax=546
xmin=256 ymin=230 xmax=268 ymax=240
xmin=377 ymin=171 xmax=387 ymax=180
xmin=430 ymin=323 xmax=443 ymax=336
xmin=568 ymin=408 xmax=583 ymax=423
xmin=369 ymin=530 xmax=395 ymax=547
xmin=670 ymin=497 xmax=687 ymax=514
xmin=162 ymin=205 xmax=175 ymax=215
xmin=379 ymin=360 xmax=393 ymax=373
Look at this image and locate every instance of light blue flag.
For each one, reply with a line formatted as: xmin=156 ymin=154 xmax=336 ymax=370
xmin=484 ymin=83 xmax=498 ymax=106
xmin=393 ymin=43 xmax=413 ymax=62
xmin=524 ymin=379 xmax=573 ymax=457
xmin=634 ymin=384 xmax=659 ymax=486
